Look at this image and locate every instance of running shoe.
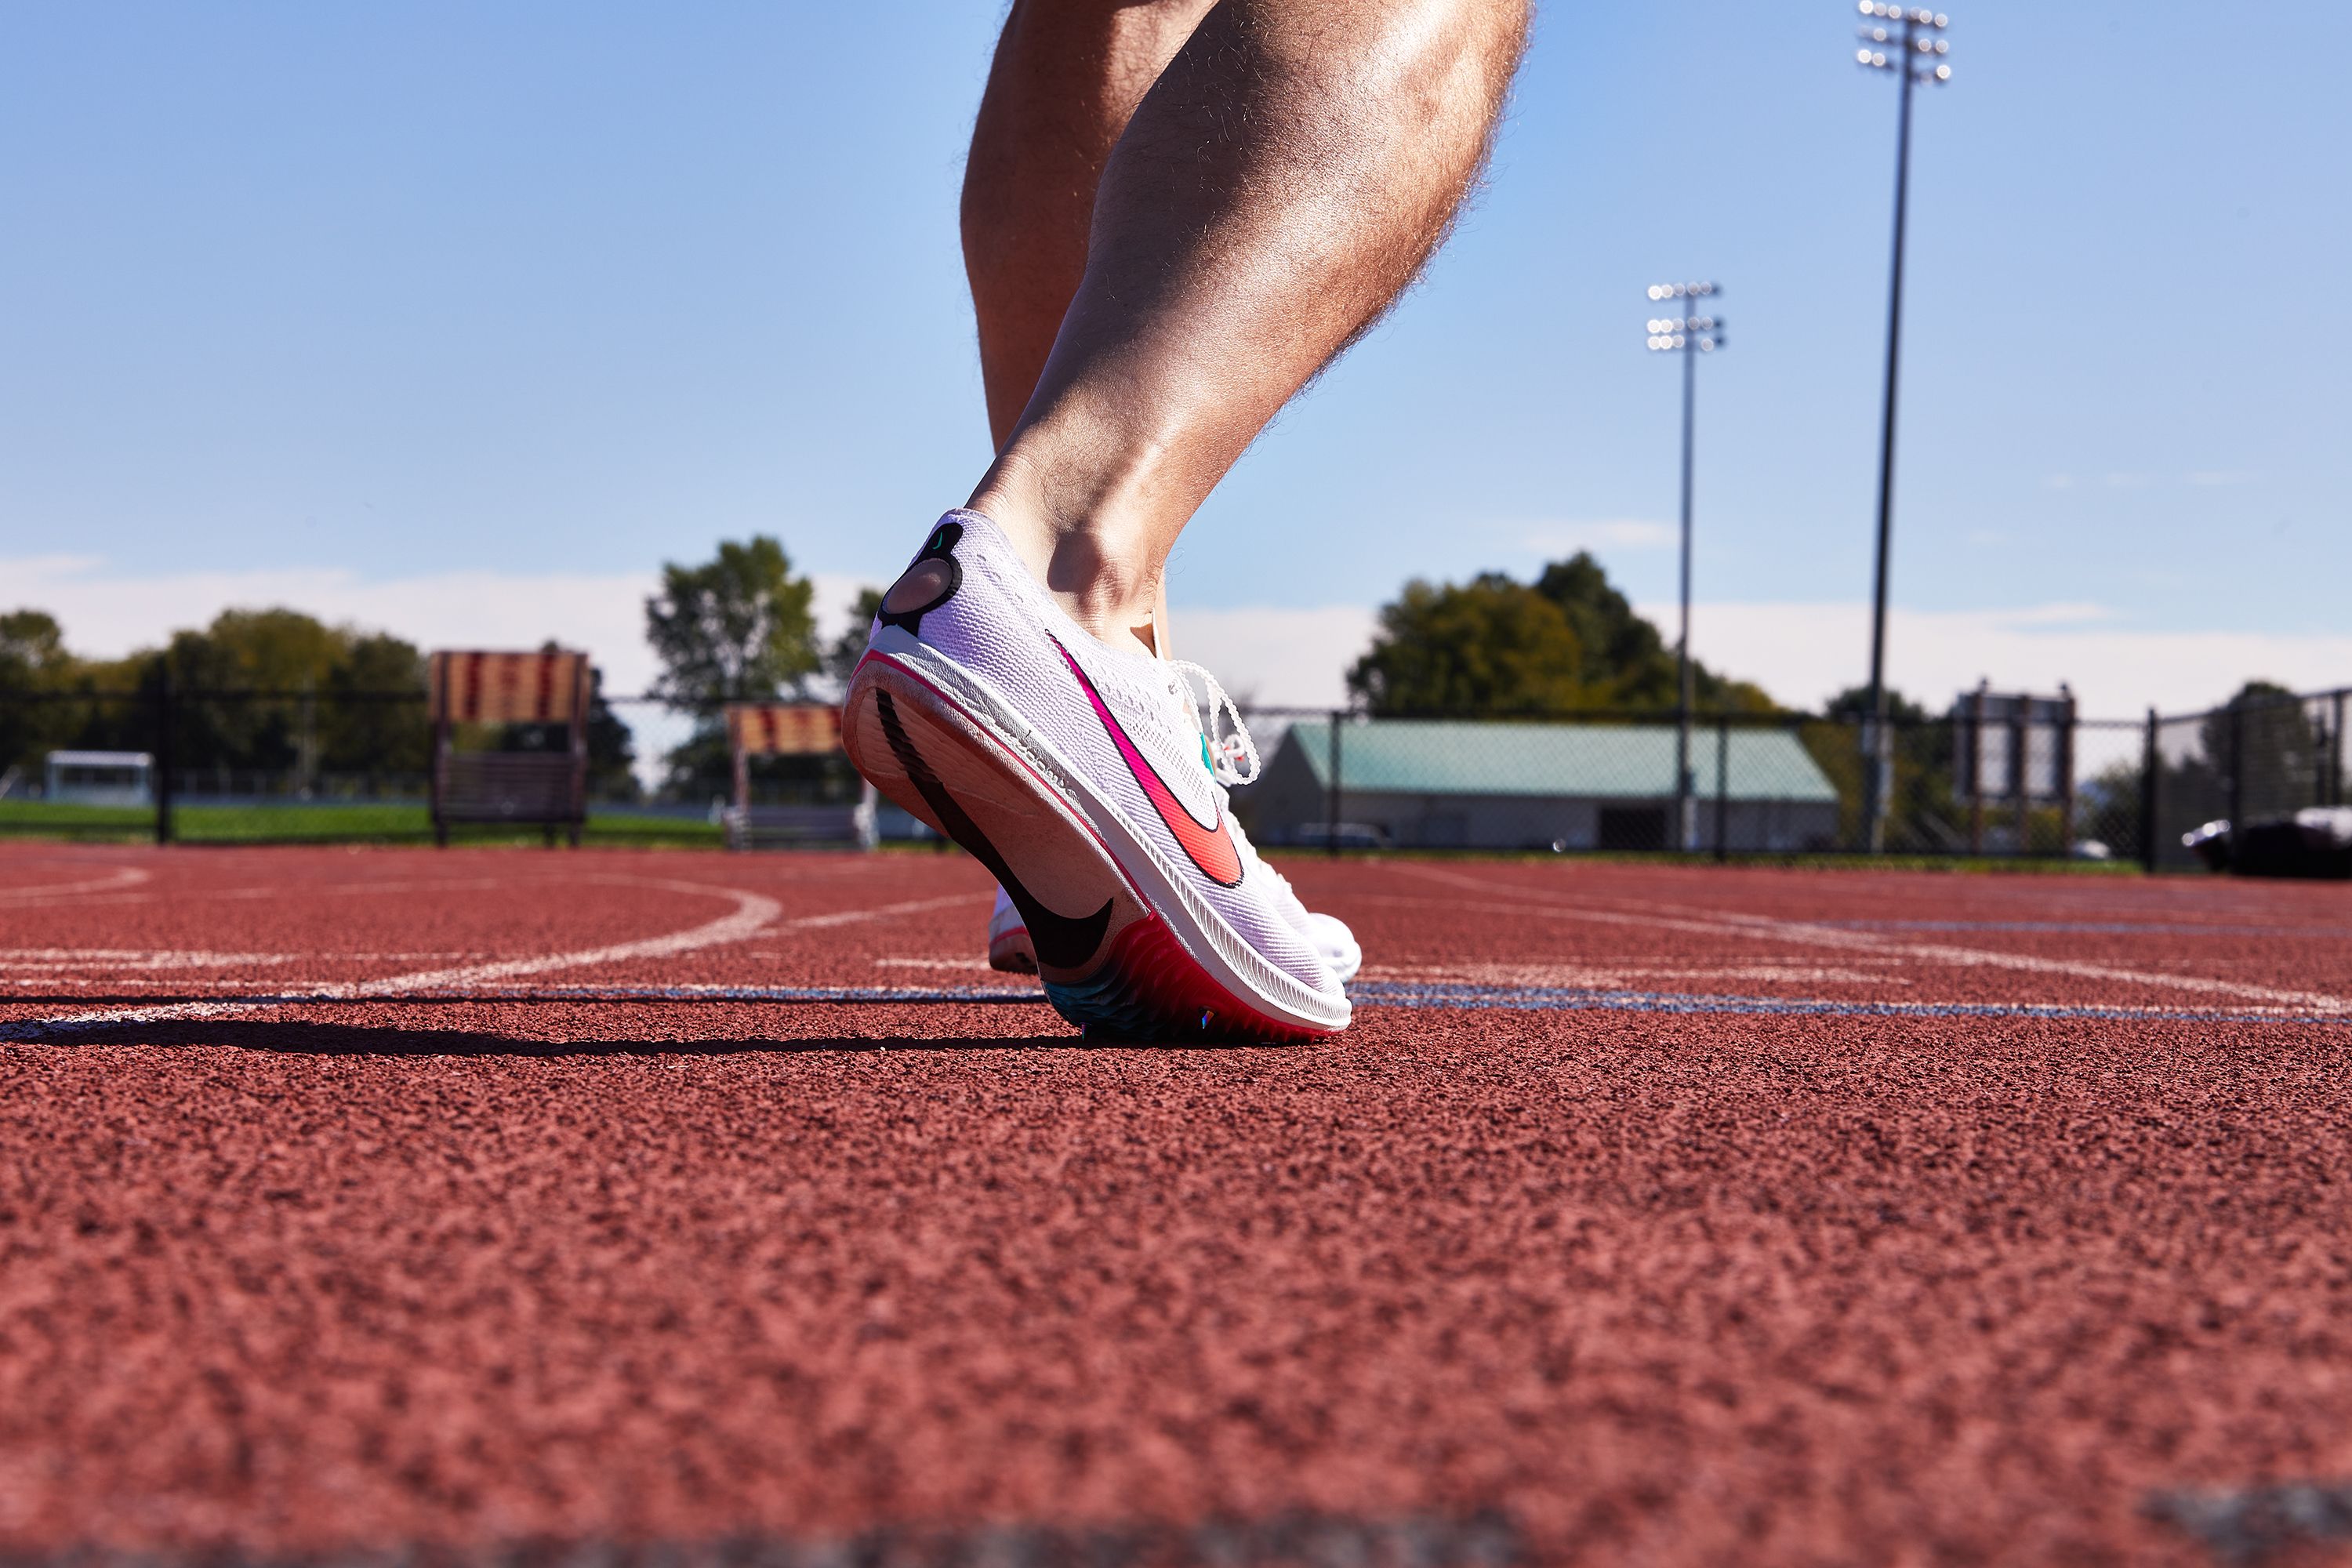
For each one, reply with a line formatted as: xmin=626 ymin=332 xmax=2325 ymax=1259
xmin=985 ymin=847 xmax=1362 ymax=985
xmin=842 ymin=510 xmax=1348 ymax=1041
xmin=985 ymin=884 xmax=1038 ymax=975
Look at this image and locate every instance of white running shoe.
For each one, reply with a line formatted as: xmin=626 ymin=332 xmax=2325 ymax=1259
xmin=843 ymin=510 xmax=1349 ymax=1042
xmin=987 ymin=869 xmax=1363 ymax=984
xmin=985 ymin=884 xmax=1038 ymax=975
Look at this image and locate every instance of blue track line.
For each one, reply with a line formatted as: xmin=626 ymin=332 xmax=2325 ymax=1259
xmin=9 ymin=980 xmax=2347 ymax=1040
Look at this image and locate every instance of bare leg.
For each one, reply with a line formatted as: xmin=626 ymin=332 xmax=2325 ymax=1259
xmin=963 ymin=0 xmax=1215 ymax=455
xmin=965 ymin=0 xmax=1528 ymax=649
xmin=964 ymin=1 xmax=1214 ymax=657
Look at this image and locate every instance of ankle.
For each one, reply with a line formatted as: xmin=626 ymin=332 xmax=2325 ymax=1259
xmin=967 ymin=448 xmax=1165 ymax=652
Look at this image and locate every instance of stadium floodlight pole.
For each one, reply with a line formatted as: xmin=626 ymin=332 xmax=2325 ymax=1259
xmin=1855 ymin=2 xmax=1951 ymax=852
xmin=1646 ymin=282 xmax=1724 ymax=853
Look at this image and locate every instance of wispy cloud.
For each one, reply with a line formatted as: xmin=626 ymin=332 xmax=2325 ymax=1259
xmin=1156 ymin=596 xmax=2352 ymax=719
xmin=2044 ymin=470 xmax=2258 ymax=492
xmin=1639 ymin=598 xmax=2352 ymax=716
xmin=1515 ymin=518 xmax=1678 ymax=555
xmin=1980 ymin=602 xmax=2115 ymax=628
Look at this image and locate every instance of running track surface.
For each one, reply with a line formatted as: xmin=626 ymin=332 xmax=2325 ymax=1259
xmin=5 ymin=844 xmax=2350 ymax=1566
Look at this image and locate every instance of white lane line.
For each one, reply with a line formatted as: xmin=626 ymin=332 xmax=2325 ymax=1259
xmin=2 ymin=978 xmax=318 ymax=992
xmin=0 ymin=866 xmax=152 ymax=903
xmin=1 ymin=949 xmax=305 ymax=971
xmin=1366 ymin=961 xmax=1911 ymax=988
xmin=775 ymin=894 xmax=981 ymax=930
xmin=1377 ymin=866 xmax=2352 ymax=1014
xmin=52 ymin=874 xmax=564 ymax=909
xmin=1642 ymin=900 xmax=2352 ymax=1014
xmin=1 ymin=877 xmax=783 ymax=1040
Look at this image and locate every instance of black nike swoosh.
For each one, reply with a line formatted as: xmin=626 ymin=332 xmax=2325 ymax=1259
xmin=874 ymin=689 xmax=1112 ymax=971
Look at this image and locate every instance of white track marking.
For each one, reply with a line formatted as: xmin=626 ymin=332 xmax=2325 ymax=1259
xmin=775 ymin=894 xmax=982 ymax=930
xmin=873 ymin=956 xmax=1000 ymax=972
xmin=1366 ymin=961 xmax=1910 ymax=988
xmin=0 ymin=866 xmax=151 ymax=903
xmin=1 ymin=877 xmax=783 ymax=1040
xmin=53 ymin=874 xmax=564 ymax=909
xmin=1 ymin=949 xmax=303 ymax=971
xmin=1377 ymin=866 xmax=2352 ymax=1014
xmin=2 ymin=978 xmax=321 ymax=992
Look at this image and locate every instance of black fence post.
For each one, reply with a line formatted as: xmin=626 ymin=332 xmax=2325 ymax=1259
xmin=2324 ymin=691 xmax=2343 ymax=804
xmin=1325 ymin=713 xmax=1343 ymax=859
xmin=152 ymin=660 xmax=175 ymax=846
xmin=2227 ymin=702 xmax=2245 ymax=829
xmin=2058 ymin=688 xmax=2078 ymax=857
xmin=2140 ymin=706 xmax=2159 ymax=874
xmin=1714 ymin=714 xmax=1731 ymax=862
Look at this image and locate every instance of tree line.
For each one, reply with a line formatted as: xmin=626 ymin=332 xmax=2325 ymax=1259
xmin=15 ymin=530 xmax=2310 ymax=833
xmin=0 ymin=607 xmax=634 ymax=796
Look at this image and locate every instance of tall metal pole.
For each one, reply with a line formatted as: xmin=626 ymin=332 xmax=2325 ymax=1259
xmin=1855 ymin=3 xmax=1949 ymax=853
xmin=1675 ymin=326 xmax=1697 ymax=852
xmin=1862 ymin=28 xmax=1915 ymax=852
xmin=1646 ymin=283 xmax=1722 ymax=853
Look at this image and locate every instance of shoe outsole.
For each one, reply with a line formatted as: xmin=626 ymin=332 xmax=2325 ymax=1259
xmin=843 ymin=652 xmax=1327 ymax=1044
xmin=986 ymin=930 xmax=1039 ymax=975
xmin=1043 ymin=915 xmax=1319 ymax=1043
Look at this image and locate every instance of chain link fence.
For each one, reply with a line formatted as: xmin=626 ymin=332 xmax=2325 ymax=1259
xmin=3 ymin=677 xmax=2345 ymax=865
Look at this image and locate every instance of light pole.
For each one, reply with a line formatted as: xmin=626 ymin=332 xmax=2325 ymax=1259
xmin=1855 ymin=2 xmax=1951 ymax=852
xmin=1646 ymin=283 xmax=1724 ymax=853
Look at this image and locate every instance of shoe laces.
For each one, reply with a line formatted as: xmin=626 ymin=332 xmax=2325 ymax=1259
xmin=1168 ymin=660 xmax=1261 ymax=787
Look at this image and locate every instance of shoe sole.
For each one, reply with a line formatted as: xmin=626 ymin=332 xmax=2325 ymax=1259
xmin=987 ymin=929 xmax=1039 ymax=975
xmin=842 ymin=650 xmax=1335 ymax=1043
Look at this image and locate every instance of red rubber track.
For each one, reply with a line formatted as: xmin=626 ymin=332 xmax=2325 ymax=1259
xmin=4 ymin=844 xmax=2351 ymax=1565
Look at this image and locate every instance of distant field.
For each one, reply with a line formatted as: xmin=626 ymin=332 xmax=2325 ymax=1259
xmin=0 ymin=801 xmax=2147 ymax=870
xmin=0 ymin=800 xmax=725 ymax=848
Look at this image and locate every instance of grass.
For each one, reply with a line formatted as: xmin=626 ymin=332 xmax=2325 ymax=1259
xmin=1 ymin=800 xmax=2150 ymax=871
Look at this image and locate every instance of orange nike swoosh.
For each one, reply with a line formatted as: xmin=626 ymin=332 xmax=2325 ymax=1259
xmin=1052 ymin=637 xmax=1243 ymax=887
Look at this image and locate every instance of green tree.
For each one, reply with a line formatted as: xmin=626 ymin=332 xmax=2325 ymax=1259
xmin=825 ymin=587 xmax=884 ymax=688
xmin=2195 ymin=681 xmax=2321 ymax=820
xmin=644 ymin=537 xmax=823 ymax=794
xmin=1535 ymin=553 xmax=1777 ymax=710
xmin=585 ymin=669 xmax=640 ymax=800
xmin=1813 ymin=684 xmax=1962 ymax=852
xmin=1348 ymin=554 xmax=1780 ymax=717
xmin=1347 ymin=574 xmax=1588 ymax=715
xmin=321 ymin=631 xmax=430 ymax=777
xmin=644 ymin=536 xmax=820 ymax=707
xmin=0 ymin=610 xmax=78 ymax=777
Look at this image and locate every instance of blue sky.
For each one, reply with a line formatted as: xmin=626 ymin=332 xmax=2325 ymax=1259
xmin=4 ymin=1 xmax=2347 ymax=713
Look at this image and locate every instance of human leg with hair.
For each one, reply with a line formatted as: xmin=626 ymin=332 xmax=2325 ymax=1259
xmin=960 ymin=0 xmax=1366 ymax=984
xmin=844 ymin=0 xmax=1526 ymax=1038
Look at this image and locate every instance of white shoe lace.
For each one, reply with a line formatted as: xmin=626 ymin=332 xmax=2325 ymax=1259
xmin=1168 ymin=659 xmax=1261 ymax=787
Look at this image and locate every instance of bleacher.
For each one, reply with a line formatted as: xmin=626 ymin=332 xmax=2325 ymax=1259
xmin=722 ymin=702 xmax=877 ymax=851
xmin=428 ymin=648 xmax=590 ymax=846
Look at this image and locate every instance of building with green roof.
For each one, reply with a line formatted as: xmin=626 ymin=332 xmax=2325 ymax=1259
xmin=1243 ymin=719 xmax=1840 ymax=851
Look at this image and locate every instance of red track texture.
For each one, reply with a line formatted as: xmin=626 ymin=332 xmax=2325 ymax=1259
xmin=4 ymin=844 xmax=2350 ymax=1566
